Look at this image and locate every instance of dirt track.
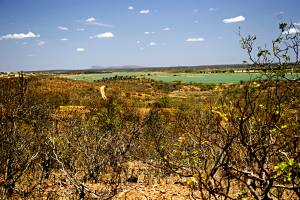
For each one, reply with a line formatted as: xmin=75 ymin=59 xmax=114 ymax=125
xmin=100 ymin=85 xmax=107 ymax=100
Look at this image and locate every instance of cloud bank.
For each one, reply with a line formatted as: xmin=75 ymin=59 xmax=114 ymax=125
xmin=83 ymin=17 xmax=113 ymax=27
xmin=76 ymin=48 xmax=85 ymax=52
xmin=90 ymin=32 xmax=114 ymax=39
xmin=149 ymin=42 xmax=157 ymax=46
xmin=185 ymin=37 xmax=205 ymax=42
xmin=57 ymin=26 xmax=69 ymax=31
xmin=223 ymin=16 xmax=245 ymax=23
xmin=283 ymin=27 xmax=299 ymax=35
xmin=86 ymin=17 xmax=96 ymax=22
xmin=144 ymin=31 xmax=155 ymax=35
xmin=140 ymin=10 xmax=150 ymax=14
xmin=0 ymin=32 xmax=40 ymax=40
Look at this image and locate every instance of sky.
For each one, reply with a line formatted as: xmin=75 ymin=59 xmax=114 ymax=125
xmin=0 ymin=0 xmax=299 ymax=72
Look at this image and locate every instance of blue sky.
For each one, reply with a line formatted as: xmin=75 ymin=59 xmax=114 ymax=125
xmin=0 ymin=0 xmax=299 ymax=71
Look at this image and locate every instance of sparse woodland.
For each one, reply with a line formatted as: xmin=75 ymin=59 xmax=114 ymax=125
xmin=0 ymin=23 xmax=299 ymax=199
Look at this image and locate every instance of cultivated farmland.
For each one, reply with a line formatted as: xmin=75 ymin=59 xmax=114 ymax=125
xmin=65 ymin=71 xmax=299 ymax=84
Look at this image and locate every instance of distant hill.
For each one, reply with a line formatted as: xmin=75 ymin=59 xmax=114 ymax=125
xmin=90 ymin=65 xmax=146 ymax=70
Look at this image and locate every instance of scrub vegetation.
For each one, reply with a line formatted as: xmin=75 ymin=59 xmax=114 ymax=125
xmin=0 ymin=23 xmax=299 ymax=200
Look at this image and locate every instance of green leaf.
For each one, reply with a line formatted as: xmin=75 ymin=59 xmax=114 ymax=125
xmin=257 ymin=51 xmax=263 ymax=57
xmin=274 ymin=37 xmax=282 ymax=43
xmin=277 ymin=162 xmax=289 ymax=170
xmin=279 ymin=22 xmax=288 ymax=31
xmin=288 ymin=159 xmax=295 ymax=166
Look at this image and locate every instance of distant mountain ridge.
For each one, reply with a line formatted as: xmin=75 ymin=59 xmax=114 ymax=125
xmin=90 ymin=65 xmax=146 ymax=69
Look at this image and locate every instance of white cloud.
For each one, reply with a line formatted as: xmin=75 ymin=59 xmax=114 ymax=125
xmin=209 ymin=8 xmax=217 ymax=11
xmin=57 ymin=26 xmax=69 ymax=31
xmin=294 ymin=22 xmax=300 ymax=26
xmin=83 ymin=17 xmax=113 ymax=27
xmin=86 ymin=17 xmax=96 ymax=22
xmin=140 ymin=10 xmax=150 ymax=14
xmin=27 ymin=54 xmax=35 ymax=57
xmin=185 ymin=37 xmax=205 ymax=42
xmin=279 ymin=11 xmax=285 ymax=15
xmin=60 ymin=38 xmax=69 ymax=41
xmin=90 ymin=32 xmax=114 ymax=39
xmin=136 ymin=41 xmax=141 ymax=44
xmin=76 ymin=28 xmax=85 ymax=31
xmin=149 ymin=42 xmax=156 ymax=46
xmin=0 ymin=32 xmax=40 ymax=40
xmin=194 ymin=20 xmax=199 ymax=24
xmin=144 ymin=31 xmax=155 ymax=35
xmin=37 ymin=40 xmax=45 ymax=46
xmin=283 ymin=27 xmax=299 ymax=35
xmin=193 ymin=9 xmax=199 ymax=13
xmin=128 ymin=6 xmax=134 ymax=10
xmin=76 ymin=48 xmax=85 ymax=52
xmin=163 ymin=27 xmax=170 ymax=31
xmin=223 ymin=16 xmax=246 ymax=23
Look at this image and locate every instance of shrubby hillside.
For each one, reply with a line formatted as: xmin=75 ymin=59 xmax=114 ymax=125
xmin=0 ymin=23 xmax=299 ymax=199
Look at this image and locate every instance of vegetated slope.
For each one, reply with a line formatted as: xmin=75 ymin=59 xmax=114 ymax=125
xmin=0 ymin=75 xmax=299 ymax=199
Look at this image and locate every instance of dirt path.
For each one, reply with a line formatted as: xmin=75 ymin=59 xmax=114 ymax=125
xmin=100 ymin=85 xmax=107 ymax=100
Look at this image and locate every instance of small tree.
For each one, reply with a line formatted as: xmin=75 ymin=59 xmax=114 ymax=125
xmin=240 ymin=22 xmax=300 ymax=79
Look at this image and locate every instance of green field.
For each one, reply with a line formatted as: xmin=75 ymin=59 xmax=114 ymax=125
xmin=64 ymin=72 xmax=298 ymax=84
